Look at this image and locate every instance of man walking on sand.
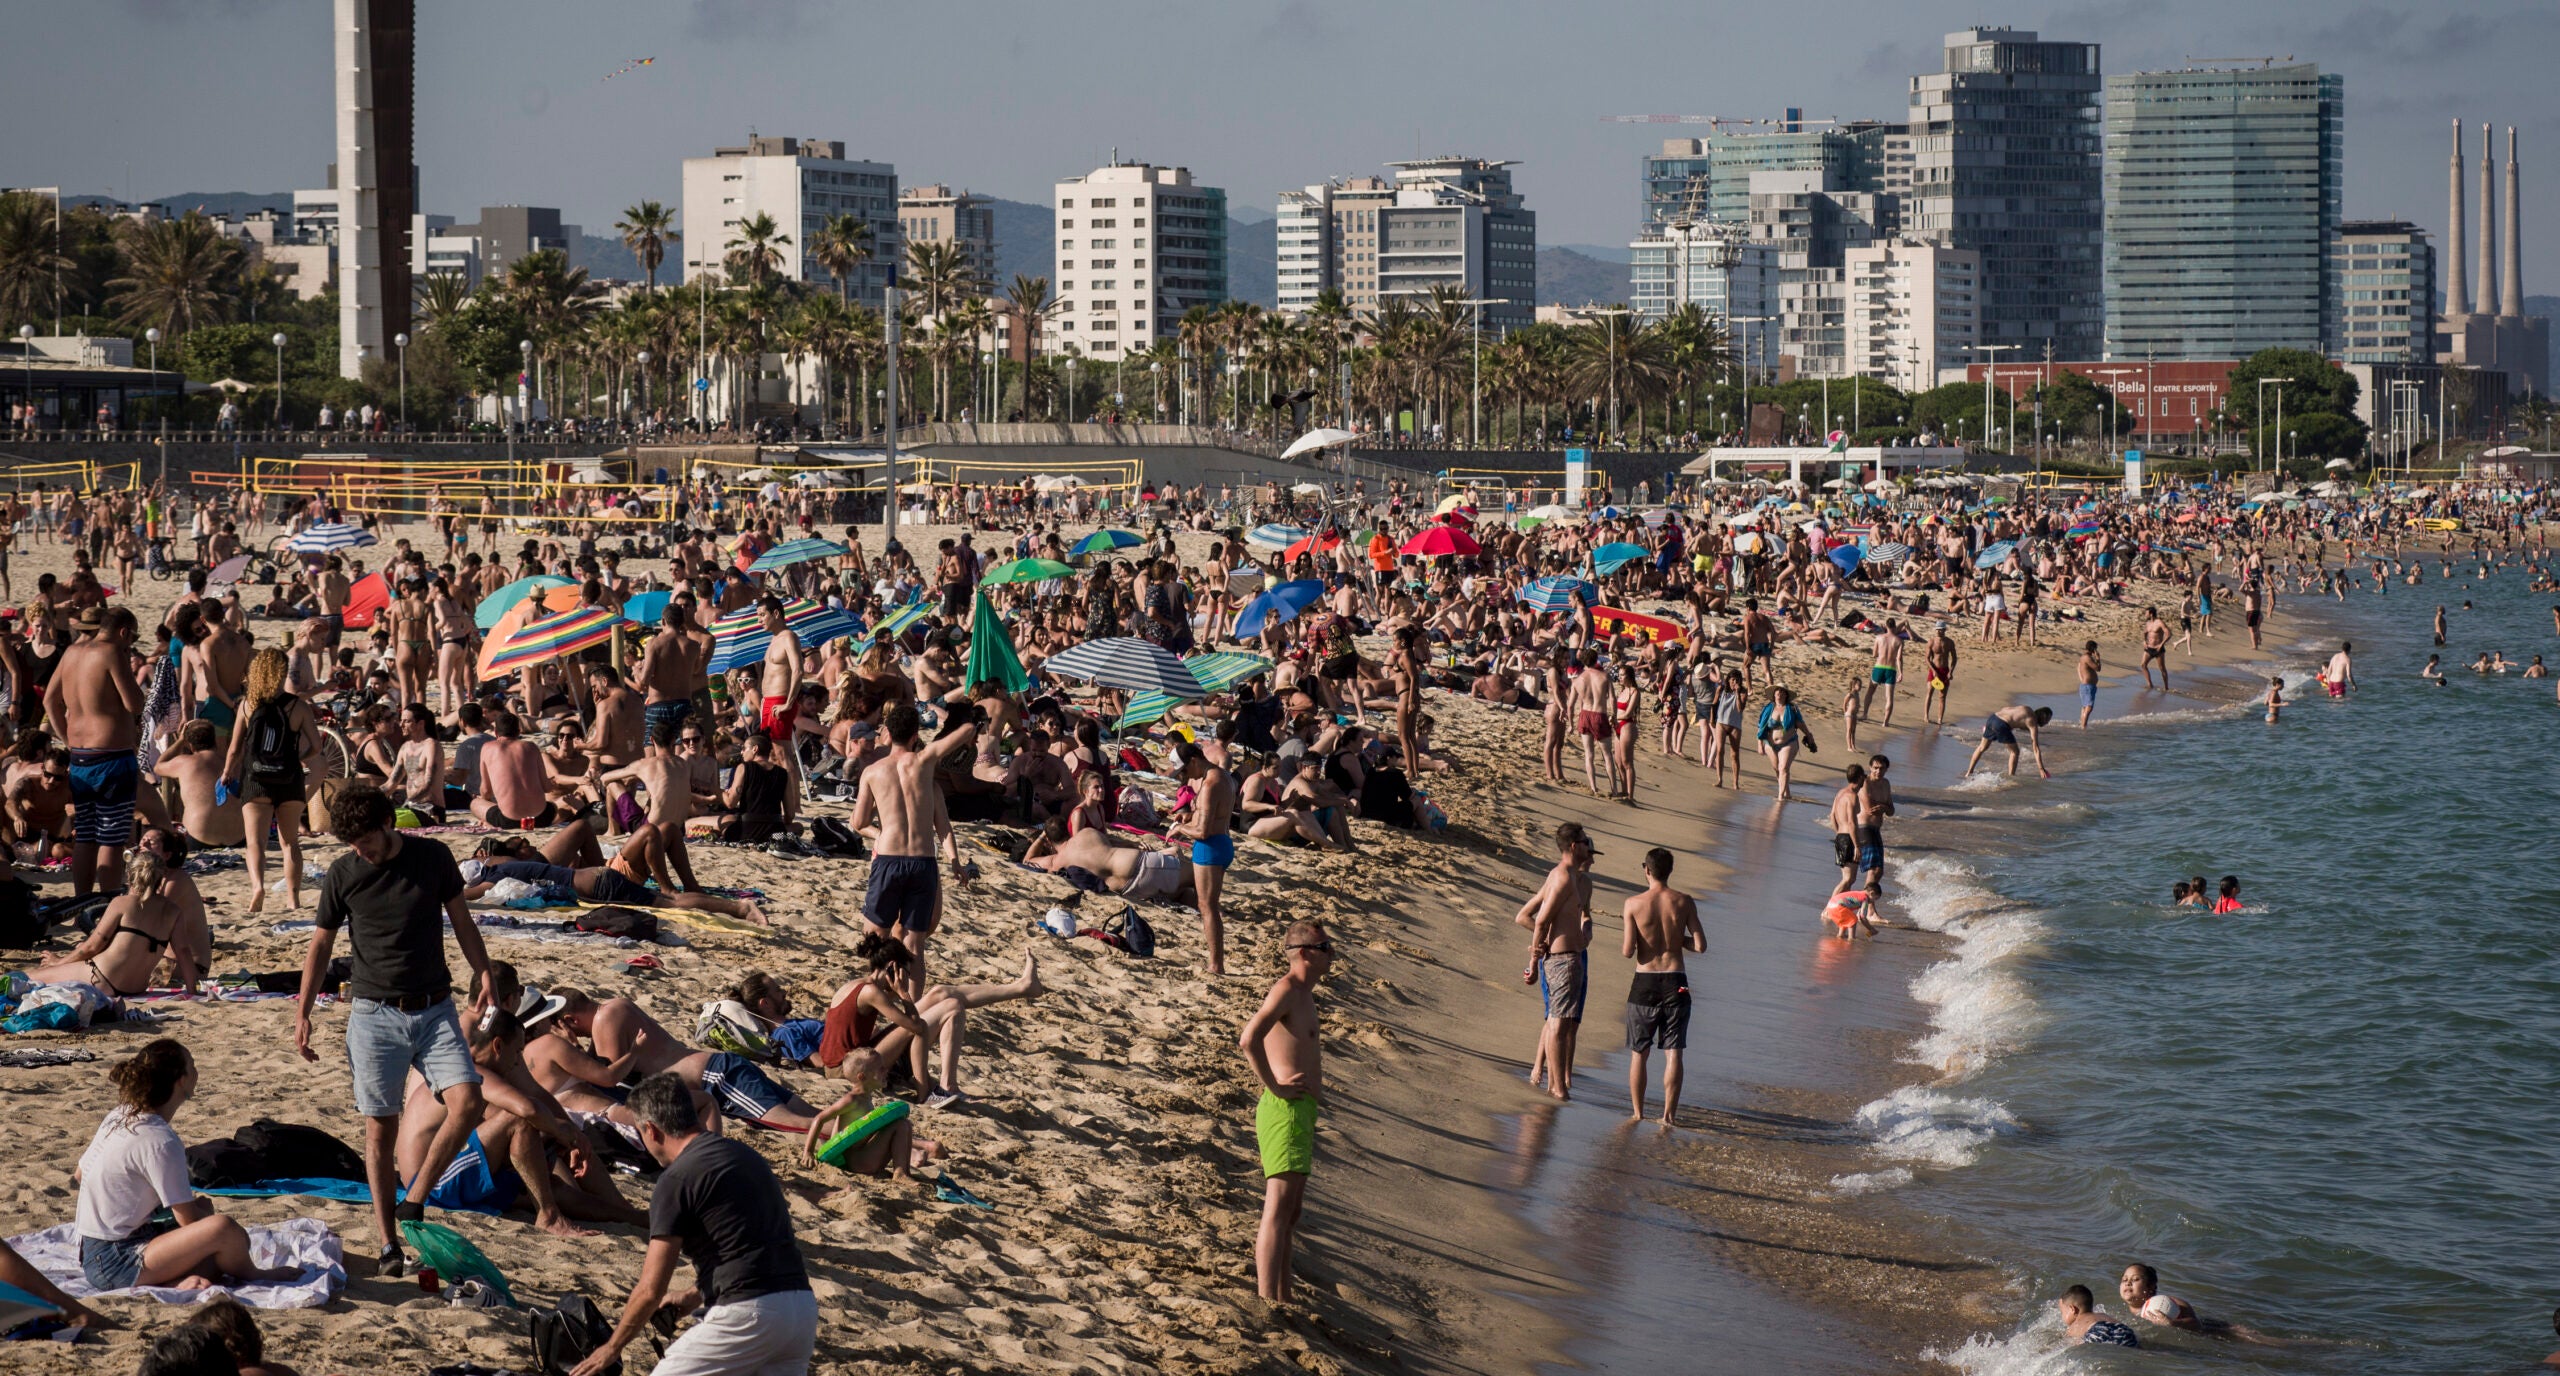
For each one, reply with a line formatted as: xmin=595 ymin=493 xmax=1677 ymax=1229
xmin=1168 ymin=741 xmax=1236 ymax=978
xmin=851 ymin=701 xmax=979 ymax=994
xmin=1863 ymin=619 xmax=1907 ymax=725
xmin=293 ymin=780 xmax=491 ymax=1278
xmin=1622 ymin=847 xmax=1703 ymax=1125
xmin=2139 ymin=608 xmax=2170 ymax=689
xmin=1239 ymin=921 xmax=1331 ymax=1305
xmin=1525 ymin=822 xmax=1597 ymax=1101
xmin=2075 ymin=640 xmax=2102 ymax=728
xmin=45 ymin=605 xmax=145 ymax=897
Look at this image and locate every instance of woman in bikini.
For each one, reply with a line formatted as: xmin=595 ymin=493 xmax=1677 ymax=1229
xmin=30 ymin=846 xmax=203 ymax=998
xmin=428 ymin=575 xmax=474 ymax=722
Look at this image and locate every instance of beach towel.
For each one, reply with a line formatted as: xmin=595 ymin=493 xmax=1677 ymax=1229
xmin=199 ymin=1178 xmax=506 ymax=1217
xmin=5 ymin=1218 xmax=343 ymax=1309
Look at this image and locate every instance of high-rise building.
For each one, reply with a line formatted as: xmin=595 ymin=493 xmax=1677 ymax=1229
xmin=1273 ymin=157 xmax=1535 ymax=333
xmin=1050 ymin=161 xmax=1226 ymax=359
xmin=332 ymin=0 xmax=414 ymax=379
xmin=2103 ymin=62 xmax=2344 ymax=361
xmin=2332 ymin=221 xmax=2435 ymax=365
xmin=1629 ymin=229 xmax=1778 ymax=368
xmin=1752 ymin=170 xmax=1886 ymax=379
xmin=899 ymin=185 xmax=997 ymax=284
xmin=1907 ymin=27 xmax=2104 ymax=362
xmin=1638 ymin=120 xmax=1913 ymax=232
xmin=1845 ymin=239 xmax=1982 ymax=392
xmin=680 ymin=135 xmax=900 ymax=308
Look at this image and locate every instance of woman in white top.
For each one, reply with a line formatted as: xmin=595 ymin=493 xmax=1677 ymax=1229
xmin=74 ymin=1039 xmax=298 ymax=1292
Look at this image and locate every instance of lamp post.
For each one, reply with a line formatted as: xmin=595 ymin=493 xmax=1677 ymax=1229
xmin=1150 ymin=361 xmax=1162 ymax=420
xmin=1456 ymin=297 xmax=1505 ymax=448
xmin=1973 ymin=344 xmax=2020 ymax=455
xmin=1589 ymin=307 xmax=1632 ymax=445
xmin=143 ymin=327 xmax=160 ymax=440
xmin=636 ymin=349 xmax=651 ymax=435
xmin=16 ymin=324 xmax=32 ymax=436
xmin=2254 ymin=377 xmax=2294 ymax=473
xmin=271 ymin=331 xmax=288 ymax=431
xmin=1730 ymin=314 xmax=1773 ymax=445
xmin=392 ymin=331 xmax=408 ymax=433
xmin=881 ymin=281 xmax=899 ymax=551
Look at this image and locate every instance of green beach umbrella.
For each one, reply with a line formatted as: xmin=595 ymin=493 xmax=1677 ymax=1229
xmin=1115 ymin=690 xmax=1180 ymax=731
xmin=1182 ymin=650 xmax=1274 ymax=694
xmin=473 ymin=574 xmax=575 ymax=629
xmin=981 ymin=557 xmax=1075 ymax=587
xmin=964 ymin=591 xmax=1031 ymax=695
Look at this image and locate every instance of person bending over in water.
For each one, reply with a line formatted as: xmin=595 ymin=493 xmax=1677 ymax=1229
xmin=2057 ymin=1284 xmax=2139 ymax=1348
xmin=1964 ymin=705 xmax=2051 ymax=779
xmin=2421 ymin=655 xmax=2447 ymax=685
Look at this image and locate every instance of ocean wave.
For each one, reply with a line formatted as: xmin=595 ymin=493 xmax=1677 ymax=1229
xmin=1826 ymin=1167 xmax=1914 ymax=1196
xmin=2097 ymin=704 xmax=2241 ymax=727
xmin=1895 ymin=857 xmax=2046 ymax=1079
xmin=1923 ymin=1312 xmax=2080 ymax=1376
xmin=1850 ymin=1085 xmax=2021 ymax=1168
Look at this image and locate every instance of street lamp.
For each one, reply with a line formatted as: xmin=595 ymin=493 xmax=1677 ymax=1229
xmin=1150 ymin=361 xmax=1162 ymax=420
xmin=1729 ymin=314 xmax=1773 ymax=445
xmin=637 ymin=350 xmax=651 ymax=434
xmin=271 ymin=331 xmax=288 ymax=430
xmin=392 ymin=331 xmax=408 ymax=433
xmin=144 ymin=327 xmax=160 ymax=440
xmin=15 ymin=324 xmax=32 ymax=435
xmin=2254 ymin=377 xmax=2294 ymax=473
xmin=1456 ymin=297 xmax=1506 ymax=448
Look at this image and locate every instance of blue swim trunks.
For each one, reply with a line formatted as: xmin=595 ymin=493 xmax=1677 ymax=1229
xmin=699 ymin=1051 xmax=796 ymax=1128
xmin=66 ymin=748 xmax=139 ymax=847
xmin=1191 ymin=833 xmax=1235 ymax=868
xmin=2078 ymin=682 xmax=2097 ymax=707
xmin=413 ymin=1130 xmax=521 ymax=1214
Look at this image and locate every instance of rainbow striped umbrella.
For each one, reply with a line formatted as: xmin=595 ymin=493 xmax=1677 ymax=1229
xmin=855 ymin=599 xmax=931 ymax=653
xmin=481 ymin=604 xmax=621 ymax=675
xmin=708 ymin=598 xmax=862 ymax=674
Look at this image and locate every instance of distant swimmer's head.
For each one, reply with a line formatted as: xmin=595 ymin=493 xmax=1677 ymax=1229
xmin=2219 ymin=876 xmax=2240 ymax=898
xmin=2029 ymin=707 xmax=2053 ymax=727
xmin=2171 ymin=881 xmax=2189 ymax=903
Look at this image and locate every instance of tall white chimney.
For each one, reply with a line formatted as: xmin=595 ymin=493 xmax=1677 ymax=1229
xmin=2503 ymin=125 xmax=2525 ymax=317
xmin=2480 ymin=121 xmax=2499 ymax=322
xmin=2448 ymin=119 xmax=2470 ymax=316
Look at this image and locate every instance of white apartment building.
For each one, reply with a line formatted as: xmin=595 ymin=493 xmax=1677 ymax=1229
xmin=1048 ymin=161 xmax=1227 ymax=360
xmin=1274 ymin=157 xmax=1535 ymax=333
xmin=409 ymin=213 xmax=479 ymax=289
xmin=1843 ymin=240 xmax=1981 ymax=392
xmin=680 ymin=135 xmax=900 ymax=308
xmin=1629 ymin=229 xmax=1781 ymax=373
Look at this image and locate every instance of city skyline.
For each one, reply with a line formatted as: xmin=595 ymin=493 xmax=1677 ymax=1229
xmin=8 ymin=0 xmax=2558 ymax=287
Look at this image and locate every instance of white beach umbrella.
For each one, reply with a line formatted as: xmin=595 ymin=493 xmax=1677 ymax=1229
xmin=1281 ymin=427 xmax=1358 ymax=460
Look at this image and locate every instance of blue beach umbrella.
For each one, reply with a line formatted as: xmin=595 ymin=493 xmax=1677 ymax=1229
xmin=1517 ymin=576 xmax=1599 ymax=614
xmin=1069 ymin=529 xmax=1143 ymax=559
xmin=1827 ymin=544 xmax=1865 ymax=575
xmin=748 ymin=537 xmax=849 ymax=572
xmin=619 ymin=589 xmax=674 ymax=626
xmin=1590 ymin=542 xmax=1648 ymax=576
xmin=1234 ymin=579 xmax=1326 ymax=639
xmin=1974 ymin=540 xmax=2018 ymax=570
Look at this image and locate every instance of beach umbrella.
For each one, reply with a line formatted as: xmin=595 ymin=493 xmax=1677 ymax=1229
xmin=1069 ymin=529 xmax=1143 ymax=558
xmin=2323 ymin=458 xmax=2355 ymax=470
xmin=708 ymin=598 xmax=862 ymax=674
xmin=1518 ymin=575 xmax=1599 ymax=614
xmin=981 ymin=557 xmax=1075 ymax=587
xmin=340 ymin=571 xmax=391 ymax=630
xmin=1225 ymin=566 xmax=1267 ymax=595
xmin=1640 ymin=508 xmax=1671 ymax=527
xmin=2066 ymin=521 xmax=2102 ymax=540
xmin=285 ymin=521 xmax=376 ymax=554
xmin=1732 ymin=531 xmax=1767 ymax=555
xmin=481 ymin=604 xmax=621 ymax=676
xmin=1433 ymin=492 xmax=1477 ymax=516
xmin=1183 ymin=650 xmax=1275 ymax=694
xmin=748 ymin=537 xmax=849 ymax=573
xmin=1590 ymin=541 xmax=1647 ymax=575
xmin=965 ymin=592 xmax=1031 ymax=695
xmin=1400 ymin=526 xmax=1480 ymax=558
xmin=1974 ymin=540 xmax=2017 ymax=569
xmin=1115 ymin=691 xmax=1181 ymax=731
xmin=1290 ymin=481 xmax=1330 ymax=498
xmin=205 ymin=553 xmax=254 ymax=588
xmin=1866 ymin=542 xmax=1914 ymax=565
xmin=1827 ymin=545 xmax=1864 ymax=575
xmin=1246 ymin=523 xmax=1306 ymax=552
xmin=856 ymin=599 xmax=931 ymax=652
xmin=1524 ymin=504 xmax=1580 ymax=522
xmin=1283 ymin=530 xmax=1342 ymax=561
xmin=1724 ymin=510 xmax=1764 ymax=529
xmin=1281 ymin=427 xmax=1358 ymax=460
xmin=1043 ymin=637 xmax=1208 ymax=698
xmin=475 ymin=575 xmax=577 ymax=629
xmin=1235 ymin=579 xmax=1327 ymax=638
xmin=620 ymin=589 xmax=674 ymax=626
xmin=1821 ymin=478 xmax=1854 ymax=491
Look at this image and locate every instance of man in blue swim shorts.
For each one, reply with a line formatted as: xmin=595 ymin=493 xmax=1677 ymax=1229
xmin=1170 ymin=742 xmax=1236 ymax=977
xmin=47 ymin=605 xmax=146 ymax=896
xmin=852 ymin=700 xmax=984 ymax=993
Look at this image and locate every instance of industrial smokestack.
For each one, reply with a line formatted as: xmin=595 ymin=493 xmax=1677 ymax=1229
xmin=2503 ymin=125 xmax=2525 ymax=317
xmin=2448 ymin=119 xmax=2470 ymax=316
xmin=2480 ymin=121 xmax=2499 ymax=322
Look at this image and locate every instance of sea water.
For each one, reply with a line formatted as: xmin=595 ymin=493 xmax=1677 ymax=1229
xmin=1859 ymin=564 xmax=2560 ymax=1372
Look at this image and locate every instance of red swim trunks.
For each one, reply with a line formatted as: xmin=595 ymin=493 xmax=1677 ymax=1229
xmin=1576 ymin=710 xmax=1607 ymax=739
xmin=759 ymin=695 xmax=799 ymax=741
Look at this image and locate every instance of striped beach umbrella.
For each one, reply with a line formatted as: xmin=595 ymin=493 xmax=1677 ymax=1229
xmin=1115 ymin=691 xmax=1181 ymax=732
xmin=1517 ymin=576 xmax=1598 ymax=614
xmin=1069 ymin=529 xmax=1143 ymax=559
xmin=1246 ymin=524 xmax=1306 ymax=552
xmin=1865 ymin=542 xmax=1914 ymax=565
xmin=1235 ymin=579 xmax=1326 ymax=639
xmin=748 ymin=537 xmax=849 ymax=572
xmin=708 ymin=598 xmax=862 ymax=674
xmin=1183 ymin=651 xmax=1275 ymax=694
xmin=285 ymin=521 xmax=377 ymax=554
xmin=475 ymin=575 xmax=576 ymax=629
xmin=1224 ymin=566 xmax=1267 ymax=595
xmin=855 ymin=599 xmax=931 ymax=654
xmin=1042 ymin=637 xmax=1207 ymax=698
xmin=1974 ymin=540 xmax=2018 ymax=569
xmin=481 ymin=604 xmax=620 ymax=676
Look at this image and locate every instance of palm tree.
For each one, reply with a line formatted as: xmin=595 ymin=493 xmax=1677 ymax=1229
xmin=1004 ymin=274 xmax=1054 ymax=366
xmin=0 ymin=192 xmax=70 ymax=332
xmin=943 ymin=298 xmax=998 ymax=419
xmin=106 ymin=211 xmax=241 ymax=342
xmin=615 ymin=201 xmax=679 ymax=293
xmin=901 ymin=239 xmax=982 ymax=321
xmin=723 ymin=212 xmax=791 ymax=290
xmin=1305 ymin=289 xmax=1352 ymax=426
xmin=504 ymin=248 xmax=604 ymax=414
xmin=808 ymin=214 xmax=873 ymax=305
xmin=414 ymin=271 xmax=473 ymax=329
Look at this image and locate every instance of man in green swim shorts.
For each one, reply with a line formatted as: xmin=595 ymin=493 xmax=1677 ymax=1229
xmin=1239 ymin=920 xmax=1331 ymax=1303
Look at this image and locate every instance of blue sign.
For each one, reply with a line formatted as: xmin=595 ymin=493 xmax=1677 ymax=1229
xmin=2125 ymin=449 xmax=2143 ymax=463
xmin=694 ymin=377 xmax=711 ymax=391
xmin=1565 ymin=447 xmax=1588 ymax=463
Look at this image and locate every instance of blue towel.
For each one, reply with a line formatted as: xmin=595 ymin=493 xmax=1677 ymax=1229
xmin=202 ymin=1177 xmax=502 ymax=1216
xmin=771 ymin=1018 xmax=825 ymax=1065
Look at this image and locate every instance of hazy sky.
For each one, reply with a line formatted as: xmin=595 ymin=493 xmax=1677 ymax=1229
xmin=6 ymin=0 xmax=2555 ymax=281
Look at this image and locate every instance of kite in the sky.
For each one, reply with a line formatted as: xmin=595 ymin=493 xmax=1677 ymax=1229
xmin=601 ymin=56 xmax=656 ymax=81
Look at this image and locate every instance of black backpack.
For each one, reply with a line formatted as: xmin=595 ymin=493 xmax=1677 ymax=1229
xmin=234 ymin=1119 xmax=366 ymax=1181
xmin=570 ymin=906 xmax=660 ymax=942
xmin=530 ymin=1292 xmax=620 ymax=1376
xmin=249 ymin=696 xmax=299 ymax=775
xmin=0 ymin=876 xmax=39 ymax=950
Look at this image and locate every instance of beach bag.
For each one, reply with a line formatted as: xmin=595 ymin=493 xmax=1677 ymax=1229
xmin=695 ymin=1000 xmax=772 ymax=1060
xmin=570 ymin=906 xmax=659 ymax=942
xmin=235 ymin=1119 xmax=366 ymax=1182
xmin=529 ymin=1292 xmax=617 ymax=1376
xmin=185 ymin=1137 xmax=266 ymax=1188
xmin=0 ymin=875 xmax=38 ymax=950
xmin=248 ymin=696 xmax=299 ymax=775
xmin=808 ymin=817 xmax=865 ymax=858
xmin=1117 ymin=904 xmax=1157 ymax=958
xmin=307 ymin=776 xmax=351 ymax=834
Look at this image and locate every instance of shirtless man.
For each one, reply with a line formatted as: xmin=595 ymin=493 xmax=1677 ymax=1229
xmin=43 ymin=606 xmax=144 ymax=895
xmin=752 ymin=595 xmax=807 ymax=809
xmin=314 ymin=556 xmax=352 ymax=649
xmin=1826 ymin=766 xmax=1868 ymax=897
xmin=2075 ymin=640 xmax=2102 ymax=728
xmin=2138 ymin=607 xmax=2170 ymax=689
xmin=1923 ymin=621 xmax=1959 ymax=725
xmin=850 ymin=700 xmax=979 ymax=991
xmin=1238 ymin=920 xmax=1331 ymax=1304
xmin=5 ymin=747 xmax=70 ymax=864
xmin=590 ymin=738 xmax=705 ymax=893
xmin=2320 ymin=641 xmax=2355 ymax=698
xmin=1862 ymin=619 xmax=1907 ymax=725
xmin=1023 ymin=823 xmax=1196 ymax=903
xmin=1521 ymin=822 xmax=1597 ymax=1100
xmin=471 ymin=710 xmax=563 ymax=827
xmin=1858 ymin=754 xmax=1895 ymax=901
xmin=632 ymin=602 xmax=703 ymax=749
xmin=570 ymin=662 xmax=643 ymax=776
xmin=151 ymin=720 xmax=246 ymax=847
xmin=190 ymin=596 xmax=251 ymax=740
xmin=586 ymin=994 xmax=817 ymax=1132
xmin=1737 ymin=598 xmax=1777 ymax=693
xmin=1621 ymin=847 xmax=1704 ymax=1125
xmin=1564 ymin=648 xmax=1616 ymax=797
xmin=391 ymin=1008 xmax=644 ymax=1236
xmin=1167 ymin=741 xmax=1236 ymax=977
xmin=1965 ymin=704 xmax=2052 ymax=778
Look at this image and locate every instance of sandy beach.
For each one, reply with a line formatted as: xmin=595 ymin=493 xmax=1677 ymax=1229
xmin=0 ymin=511 xmax=2294 ymax=1374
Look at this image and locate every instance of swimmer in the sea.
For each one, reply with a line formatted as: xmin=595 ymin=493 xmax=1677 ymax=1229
xmin=2421 ymin=654 xmax=2446 ymax=685
xmin=2263 ymin=675 xmax=2283 ymax=724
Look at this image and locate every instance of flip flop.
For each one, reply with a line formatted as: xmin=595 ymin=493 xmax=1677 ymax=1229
xmin=932 ymin=1173 xmax=993 ymax=1210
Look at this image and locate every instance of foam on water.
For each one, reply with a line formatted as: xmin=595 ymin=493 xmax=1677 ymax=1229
xmin=1945 ymin=771 xmax=2016 ymax=793
xmin=1849 ymin=1085 xmax=2021 ymax=1168
xmin=1825 ymin=1166 xmax=1914 ymax=1196
xmin=1923 ymin=1311 xmax=2083 ymax=1376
